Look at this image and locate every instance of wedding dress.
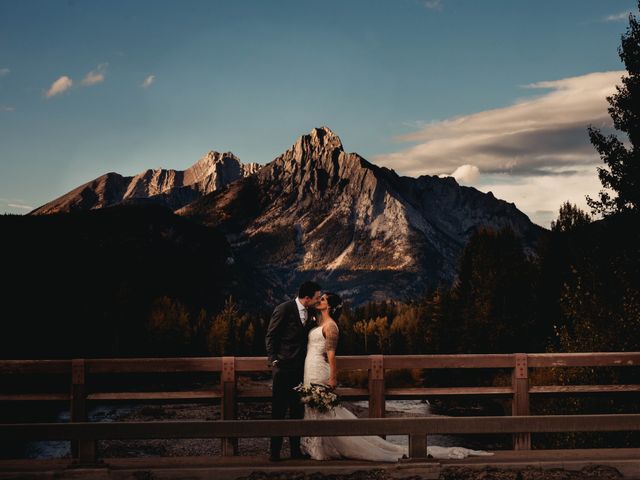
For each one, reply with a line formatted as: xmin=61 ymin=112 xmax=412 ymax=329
xmin=300 ymin=325 xmax=493 ymax=461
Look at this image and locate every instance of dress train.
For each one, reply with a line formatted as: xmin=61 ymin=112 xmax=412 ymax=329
xmin=301 ymin=326 xmax=493 ymax=462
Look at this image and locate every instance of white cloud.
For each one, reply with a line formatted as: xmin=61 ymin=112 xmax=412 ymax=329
xmin=81 ymin=63 xmax=108 ymax=86
xmin=1 ymin=106 xmax=15 ymax=112
xmin=376 ymin=71 xmax=621 ymax=177
xmin=603 ymin=11 xmax=632 ymax=22
xmin=422 ymin=0 xmax=443 ymax=11
xmin=374 ymin=71 xmax=623 ymax=226
xmin=0 ymin=68 xmax=9 ymax=77
xmin=442 ymin=164 xmax=480 ymax=184
xmin=7 ymin=203 xmax=34 ymax=210
xmin=141 ymin=75 xmax=155 ymax=88
xmin=478 ymin=167 xmax=602 ymax=227
xmin=45 ymin=75 xmax=73 ymax=98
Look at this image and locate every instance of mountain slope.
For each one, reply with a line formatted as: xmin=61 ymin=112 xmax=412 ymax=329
xmin=30 ymin=152 xmax=261 ymax=215
xmin=179 ymin=127 xmax=544 ymax=303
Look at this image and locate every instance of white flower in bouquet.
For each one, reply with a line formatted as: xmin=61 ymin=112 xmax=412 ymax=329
xmin=294 ymin=382 xmax=340 ymax=412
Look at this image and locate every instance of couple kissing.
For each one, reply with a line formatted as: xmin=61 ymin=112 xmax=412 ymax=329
xmin=264 ymin=280 xmax=492 ymax=462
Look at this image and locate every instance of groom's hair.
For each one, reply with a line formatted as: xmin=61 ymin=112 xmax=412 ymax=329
xmin=298 ymin=281 xmax=322 ymax=299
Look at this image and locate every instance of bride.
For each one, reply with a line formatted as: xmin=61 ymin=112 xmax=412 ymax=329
xmin=300 ymin=292 xmax=493 ymax=462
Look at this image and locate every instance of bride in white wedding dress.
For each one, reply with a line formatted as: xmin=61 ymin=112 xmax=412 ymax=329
xmin=300 ymin=293 xmax=493 ymax=462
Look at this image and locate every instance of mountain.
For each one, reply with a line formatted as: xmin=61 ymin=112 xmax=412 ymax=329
xmin=178 ymin=127 xmax=544 ymax=304
xmin=30 ymin=152 xmax=261 ymax=215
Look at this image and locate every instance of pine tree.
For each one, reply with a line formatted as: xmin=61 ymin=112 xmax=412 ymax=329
xmin=587 ymin=4 xmax=640 ymax=215
xmin=550 ymin=201 xmax=591 ymax=233
xmin=453 ymin=227 xmax=538 ymax=353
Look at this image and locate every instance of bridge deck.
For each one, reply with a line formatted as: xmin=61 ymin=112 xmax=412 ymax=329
xmin=1 ymin=449 xmax=639 ymax=480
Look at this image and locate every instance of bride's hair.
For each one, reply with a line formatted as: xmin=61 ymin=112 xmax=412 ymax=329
xmin=325 ymin=292 xmax=344 ymax=320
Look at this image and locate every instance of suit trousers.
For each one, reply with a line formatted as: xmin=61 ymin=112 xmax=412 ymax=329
xmin=270 ymin=365 xmax=304 ymax=455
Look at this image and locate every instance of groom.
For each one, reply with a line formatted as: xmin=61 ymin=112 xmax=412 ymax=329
xmin=265 ymin=280 xmax=322 ymax=461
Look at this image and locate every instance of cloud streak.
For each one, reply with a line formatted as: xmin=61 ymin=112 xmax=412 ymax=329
xmin=7 ymin=203 xmax=34 ymax=210
xmin=45 ymin=75 xmax=73 ymax=98
xmin=376 ymin=71 xmax=621 ymax=177
xmin=422 ymin=0 xmax=443 ymax=11
xmin=603 ymin=11 xmax=632 ymax=22
xmin=81 ymin=63 xmax=108 ymax=86
xmin=0 ymin=68 xmax=9 ymax=77
xmin=374 ymin=71 xmax=623 ymax=226
xmin=141 ymin=75 xmax=155 ymax=88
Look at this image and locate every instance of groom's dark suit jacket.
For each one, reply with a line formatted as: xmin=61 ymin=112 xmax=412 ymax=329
xmin=265 ymin=300 xmax=317 ymax=369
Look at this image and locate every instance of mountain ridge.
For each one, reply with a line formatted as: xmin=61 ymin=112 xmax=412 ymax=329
xmin=30 ymin=151 xmax=260 ymax=215
xmin=178 ymin=126 xmax=543 ymax=303
xmin=29 ymin=126 xmax=543 ymax=303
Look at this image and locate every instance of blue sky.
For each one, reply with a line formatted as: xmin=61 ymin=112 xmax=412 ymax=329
xmin=0 ymin=0 xmax=637 ymax=225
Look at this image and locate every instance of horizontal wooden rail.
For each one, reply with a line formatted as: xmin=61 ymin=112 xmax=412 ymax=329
xmin=386 ymin=387 xmax=514 ymax=397
xmin=382 ymin=354 xmax=517 ymax=369
xmin=0 ymin=360 xmax=71 ymax=375
xmin=86 ymin=357 xmax=223 ymax=373
xmin=3 ymin=353 xmax=639 ymax=375
xmin=5 ymin=385 xmax=637 ymax=403
xmin=87 ymin=391 xmax=222 ymax=401
xmin=0 ymin=393 xmax=70 ymax=402
xmin=527 ymin=352 xmax=640 ymax=368
xmin=2 ymin=414 xmax=640 ymax=441
xmin=530 ymin=384 xmax=640 ymax=394
xmin=3 ymin=414 xmax=640 ymax=464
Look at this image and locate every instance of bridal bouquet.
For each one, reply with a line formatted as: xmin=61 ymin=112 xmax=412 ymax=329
xmin=294 ymin=383 xmax=340 ymax=412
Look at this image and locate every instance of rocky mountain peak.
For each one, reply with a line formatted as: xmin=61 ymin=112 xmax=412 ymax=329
xmin=185 ymin=151 xmax=239 ymax=184
xmin=288 ymin=126 xmax=344 ymax=164
xmin=310 ymin=126 xmax=343 ymax=149
xmin=179 ymin=127 xmax=543 ymax=304
xmin=31 ymin=150 xmax=261 ymax=215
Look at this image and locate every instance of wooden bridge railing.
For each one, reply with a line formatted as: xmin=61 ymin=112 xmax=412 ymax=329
xmin=1 ymin=352 xmax=639 ymax=460
xmin=3 ymin=414 xmax=640 ymax=465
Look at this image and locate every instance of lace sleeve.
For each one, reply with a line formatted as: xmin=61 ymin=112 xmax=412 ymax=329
xmin=324 ymin=321 xmax=339 ymax=353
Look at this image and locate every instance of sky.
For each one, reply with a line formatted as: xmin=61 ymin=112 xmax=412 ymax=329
xmin=0 ymin=0 xmax=637 ymax=226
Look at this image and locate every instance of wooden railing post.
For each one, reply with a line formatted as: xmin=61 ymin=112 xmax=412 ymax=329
xmin=369 ymin=355 xmax=385 ymax=419
xmin=221 ymin=356 xmax=238 ymax=456
xmin=408 ymin=433 xmax=427 ymax=460
xmin=70 ymin=359 xmax=98 ymax=465
xmin=512 ymin=353 xmax=531 ymax=450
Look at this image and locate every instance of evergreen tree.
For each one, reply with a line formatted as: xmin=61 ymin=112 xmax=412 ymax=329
xmin=425 ymin=288 xmax=457 ymax=354
xmin=337 ymin=305 xmax=357 ymax=354
xmin=587 ymin=4 xmax=640 ymax=215
xmin=550 ymin=201 xmax=591 ymax=233
xmin=452 ymin=227 xmax=539 ymax=353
